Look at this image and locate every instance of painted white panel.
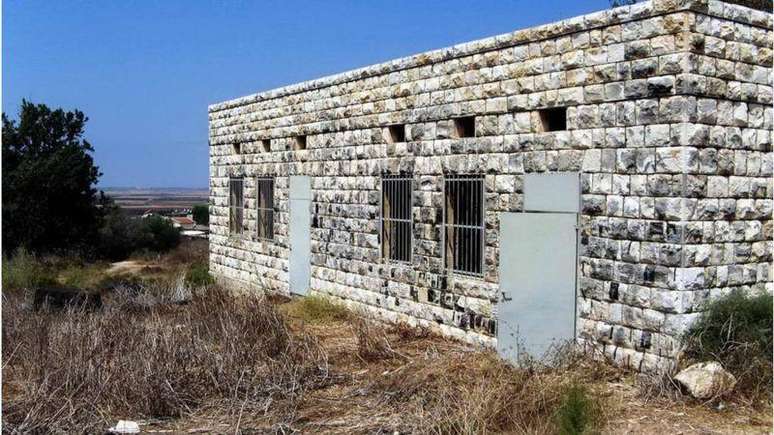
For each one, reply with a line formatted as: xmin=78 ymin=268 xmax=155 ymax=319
xmin=523 ymin=173 xmax=579 ymax=213
xmin=289 ymin=175 xmax=312 ymax=200
xmin=289 ymin=176 xmax=311 ymax=295
xmin=497 ymin=212 xmax=577 ymax=363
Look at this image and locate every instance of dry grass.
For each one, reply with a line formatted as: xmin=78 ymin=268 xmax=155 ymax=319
xmin=3 ymin=241 xmax=770 ymax=433
xmin=359 ymin=343 xmax=613 ymax=434
xmin=6 ymin=286 xmax=771 ymax=433
xmin=283 ymin=294 xmax=351 ymax=324
xmin=636 ymin=369 xmax=686 ymax=403
xmin=2 ymin=286 xmax=328 ymax=434
xmin=159 ymin=238 xmax=209 ymax=268
xmin=352 ymin=317 xmax=401 ymax=362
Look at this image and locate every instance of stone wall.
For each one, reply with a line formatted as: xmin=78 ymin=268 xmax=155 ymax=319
xmin=208 ymin=0 xmax=772 ymax=371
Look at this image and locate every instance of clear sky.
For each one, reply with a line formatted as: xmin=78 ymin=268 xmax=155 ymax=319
xmin=3 ymin=0 xmax=609 ymax=188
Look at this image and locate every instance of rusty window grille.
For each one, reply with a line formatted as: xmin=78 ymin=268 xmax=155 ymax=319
xmin=229 ymin=177 xmax=244 ymax=235
xmin=381 ymin=175 xmax=413 ymax=263
xmin=256 ymin=177 xmax=274 ymax=240
xmin=443 ymin=174 xmax=485 ymax=276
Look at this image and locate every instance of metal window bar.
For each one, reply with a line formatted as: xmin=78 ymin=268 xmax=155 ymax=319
xmin=229 ymin=177 xmax=244 ymax=235
xmin=443 ymin=174 xmax=484 ymax=277
xmin=256 ymin=177 xmax=274 ymax=240
xmin=380 ymin=175 xmax=413 ymax=263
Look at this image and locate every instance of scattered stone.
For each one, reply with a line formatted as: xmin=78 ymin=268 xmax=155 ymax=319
xmin=674 ymin=362 xmax=737 ymax=399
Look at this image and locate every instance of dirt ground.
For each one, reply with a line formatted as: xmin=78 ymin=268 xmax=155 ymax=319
xmin=140 ymin=305 xmax=771 ymax=435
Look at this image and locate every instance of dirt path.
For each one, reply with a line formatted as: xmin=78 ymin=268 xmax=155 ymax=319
xmin=106 ymin=260 xmax=148 ymax=276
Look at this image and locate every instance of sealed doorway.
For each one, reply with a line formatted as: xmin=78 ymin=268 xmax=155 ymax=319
xmin=289 ymin=176 xmax=311 ymax=295
xmin=497 ymin=173 xmax=579 ymax=362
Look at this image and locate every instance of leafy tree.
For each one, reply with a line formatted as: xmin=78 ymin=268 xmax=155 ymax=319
xmin=97 ymin=208 xmax=181 ymax=260
xmin=192 ymin=204 xmax=209 ymax=226
xmin=96 ymin=202 xmax=144 ymax=261
xmin=142 ymin=215 xmax=181 ymax=252
xmin=2 ymin=100 xmax=103 ymax=254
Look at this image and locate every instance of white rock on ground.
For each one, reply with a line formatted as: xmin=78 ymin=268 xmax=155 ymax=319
xmin=674 ymin=362 xmax=737 ymax=399
xmin=108 ymin=420 xmax=140 ymax=434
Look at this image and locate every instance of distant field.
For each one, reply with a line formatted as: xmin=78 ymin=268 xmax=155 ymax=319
xmin=102 ymin=187 xmax=208 ymax=214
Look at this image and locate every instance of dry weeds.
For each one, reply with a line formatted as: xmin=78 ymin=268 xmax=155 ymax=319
xmin=3 ymin=241 xmax=770 ymax=433
xmin=2 ymin=286 xmax=328 ymax=434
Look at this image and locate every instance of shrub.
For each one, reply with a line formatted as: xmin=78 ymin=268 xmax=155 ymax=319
xmin=684 ymin=290 xmax=773 ymax=403
xmin=96 ymin=205 xmax=144 ymax=261
xmin=59 ymin=263 xmax=107 ymax=290
xmin=141 ymin=215 xmax=180 ymax=252
xmin=2 ymin=248 xmax=56 ymax=290
xmin=185 ymin=262 xmax=214 ymax=287
xmin=97 ymin=210 xmax=181 ymax=261
xmin=554 ymin=384 xmax=602 ymax=435
xmin=192 ymin=204 xmax=209 ymax=226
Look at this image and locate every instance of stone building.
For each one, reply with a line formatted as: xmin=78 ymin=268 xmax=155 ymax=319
xmin=209 ymin=0 xmax=773 ymax=371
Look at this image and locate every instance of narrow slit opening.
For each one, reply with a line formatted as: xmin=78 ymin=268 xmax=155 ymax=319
xmin=537 ymin=107 xmax=567 ymax=132
xmin=453 ymin=116 xmax=475 ymax=138
xmin=293 ymin=135 xmax=307 ymax=150
xmin=387 ymin=124 xmax=406 ymax=143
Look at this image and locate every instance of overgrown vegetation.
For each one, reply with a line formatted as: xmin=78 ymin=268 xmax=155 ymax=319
xmin=361 ymin=345 xmax=611 ymax=434
xmin=2 ymin=242 xmax=770 ymax=432
xmin=2 ymin=286 xmax=328 ymax=434
xmin=684 ymin=290 xmax=773 ymax=404
xmin=354 ymin=317 xmax=399 ymax=362
xmin=98 ymin=206 xmax=181 ymax=260
xmin=554 ymin=384 xmax=603 ymax=435
xmin=1 ymin=248 xmax=56 ymax=290
xmin=59 ymin=261 xmax=108 ymax=289
xmin=185 ymin=262 xmax=215 ymax=287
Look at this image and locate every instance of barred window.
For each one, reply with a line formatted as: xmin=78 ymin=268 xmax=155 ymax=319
xmin=381 ymin=175 xmax=412 ymax=262
xmin=256 ymin=177 xmax=274 ymax=240
xmin=229 ymin=177 xmax=244 ymax=235
xmin=444 ymin=175 xmax=485 ymax=276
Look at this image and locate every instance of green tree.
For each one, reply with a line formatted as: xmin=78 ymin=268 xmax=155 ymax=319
xmin=2 ymin=100 xmax=103 ymax=254
xmin=96 ymin=201 xmax=144 ymax=261
xmin=192 ymin=204 xmax=209 ymax=226
xmin=142 ymin=215 xmax=181 ymax=252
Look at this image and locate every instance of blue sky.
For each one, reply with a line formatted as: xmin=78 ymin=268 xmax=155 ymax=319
xmin=3 ymin=0 xmax=608 ymax=188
